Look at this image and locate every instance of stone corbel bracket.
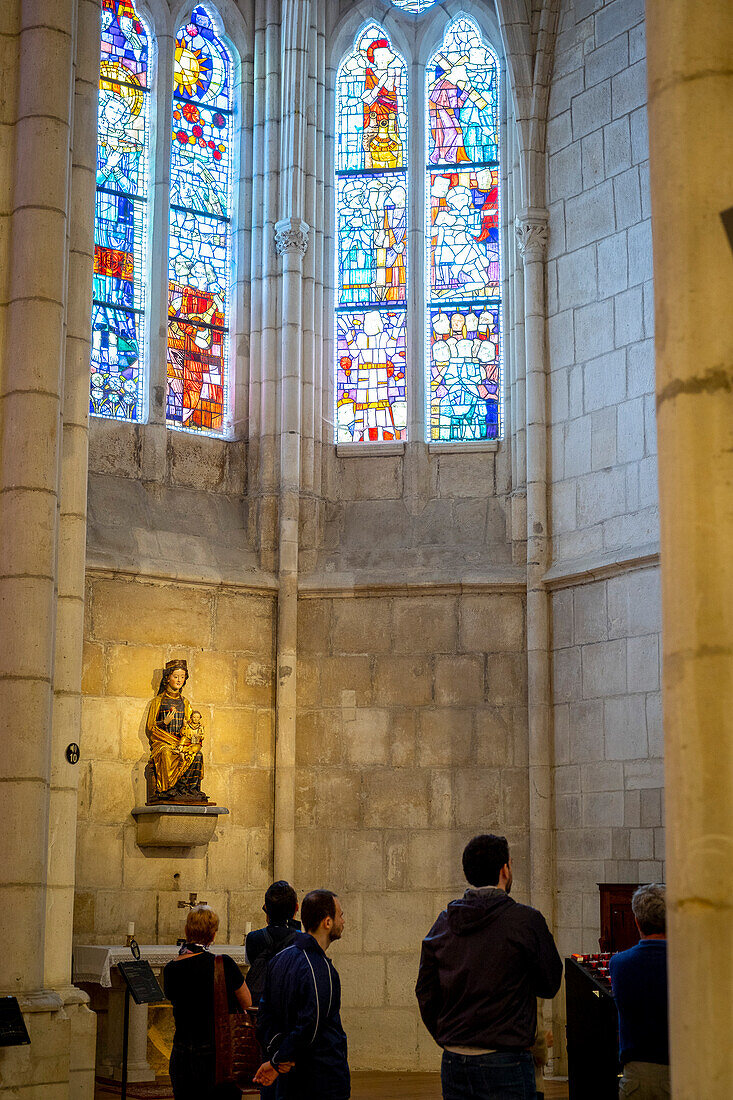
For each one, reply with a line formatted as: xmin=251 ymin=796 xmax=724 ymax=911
xmin=132 ymin=804 xmax=230 ymax=849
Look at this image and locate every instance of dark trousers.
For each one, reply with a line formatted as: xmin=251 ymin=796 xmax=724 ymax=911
xmin=169 ymin=1042 xmax=239 ymax=1100
xmin=441 ymin=1050 xmax=536 ymax=1100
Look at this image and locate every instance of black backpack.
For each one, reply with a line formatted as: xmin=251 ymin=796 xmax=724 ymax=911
xmin=245 ymin=928 xmax=298 ymax=1001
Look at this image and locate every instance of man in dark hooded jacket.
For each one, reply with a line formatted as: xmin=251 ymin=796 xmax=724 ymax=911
xmin=416 ymin=834 xmax=562 ymax=1099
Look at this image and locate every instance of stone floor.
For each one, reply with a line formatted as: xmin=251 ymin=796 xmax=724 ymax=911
xmin=96 ymin=1072 xmax=571 ymax=1099
xmin=350 ymin=1072 xmax=570 ymax=1098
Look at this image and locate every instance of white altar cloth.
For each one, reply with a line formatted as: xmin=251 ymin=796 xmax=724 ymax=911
xmin=73 ymin=944 xmax=247 ymax=989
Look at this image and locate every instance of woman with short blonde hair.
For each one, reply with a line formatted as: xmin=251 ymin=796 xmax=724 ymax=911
xmin=164 ymin=906 xmax=251 ymax=1099
xmin=184 ymin=905 xmax=219 ymax=946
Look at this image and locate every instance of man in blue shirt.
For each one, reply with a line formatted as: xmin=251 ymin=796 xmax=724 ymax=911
xmin=609 ymin=883 xmax=669 ymax=1098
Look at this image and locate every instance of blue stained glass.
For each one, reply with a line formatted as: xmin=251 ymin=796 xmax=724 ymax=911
xmin=389 ymin=0 xmax=438 ymax=11
xmin=91 ymin=0 xmax=151 ymax=422
xmin=336 ymin=310 xmax=407 ymax=443
xmin=337 ymin=174 xmax=407 ymax=306
xmin=430 ymin=168 xmax=500 ymax=300
xmin=426 ymin=17 xmax=502 ymax=442
xmin=427 ymin=18 xmax=499 ymax=167
xmin=336 ymin=25 xmax=409 ymax=443
xmin=429 ymin=305 xmax=501 ymax=442
xmin=336 ymin=24 xmax=408 ymax=174
xmin=167 ymin=5 xmax=234 ymax=434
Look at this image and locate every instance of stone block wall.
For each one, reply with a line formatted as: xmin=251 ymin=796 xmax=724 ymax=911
xmin=295 ymin=590 xmax=528 ymax=1070
xmin=76 ymin=574 xmax=528 ymax=1072
xmin=547 ymin=0 xmax=657 ymax=563
xmin=547 ymin=0 xmax=663 ymax=960
xmin=552 ymin=564 xmax=664 ymax=959
xmin=318 ymin=444 xmax=516 ymax=579
xmin=75 ymin=574 xmax=276 ymax=945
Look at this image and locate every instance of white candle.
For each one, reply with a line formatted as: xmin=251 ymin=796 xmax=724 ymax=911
xmin=245 ymin=922 xmax=252 ymax=935
xmin=127 ymin=922 xmax=135 ymax=937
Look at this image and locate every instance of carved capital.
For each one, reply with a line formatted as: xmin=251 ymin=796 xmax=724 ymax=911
xmin=514 ymin=214 xmax=548 ymax=260
xmin=275 ymin=217 xmax=310 ymax=256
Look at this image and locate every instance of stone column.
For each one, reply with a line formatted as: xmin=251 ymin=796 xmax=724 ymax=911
xmin=0 ymin=0 xmax=73 ymax=998
xmin=646 ymin=4 xmax=733 ymax=1096
xmin=45 ymin=0 xmax=98 ymax=996
xmin=515 ymin=211 xmax=553 ymax=925
xmin=100 ymin=992 xmax=155 ymax=1083
xmin=0 ymin=3 xmax=100 ymax=1097
xmin=271 ymin=0 xmax=311 ymax=884
xmin=248 ymin=0 xmax=281 ymax=566
xmin=273 ymin=218 xmax=308 ymax=882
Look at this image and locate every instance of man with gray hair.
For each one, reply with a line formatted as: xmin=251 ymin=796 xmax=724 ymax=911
xmin=609 ymin=884 xmax=669 ymax=1098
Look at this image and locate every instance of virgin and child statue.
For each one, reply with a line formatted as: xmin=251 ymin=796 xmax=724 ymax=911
xmin=146 ymin=659 xmax=210 ymax=804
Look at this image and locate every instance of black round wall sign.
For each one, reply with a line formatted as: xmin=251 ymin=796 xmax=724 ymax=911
xmin=66 ymin=743 xmax=80 ymax=764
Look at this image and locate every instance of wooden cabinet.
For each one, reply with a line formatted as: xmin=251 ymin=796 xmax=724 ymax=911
xmin=598 ymin=883 xmax=639 ymax=953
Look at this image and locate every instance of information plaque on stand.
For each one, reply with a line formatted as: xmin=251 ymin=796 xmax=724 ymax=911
xmin=117 ymin=960 xmax=165 ymax=1005
xmin=116 ymin=961 xmax=166 ymax=1100
xmin=0 ymin=997 xmax=31 ymax=1046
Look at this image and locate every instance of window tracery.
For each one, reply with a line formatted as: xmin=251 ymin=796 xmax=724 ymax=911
xmin=335 ymin=25 xmax=409 ymax=443
xmin=92 ymin=2 xmax=236 ymax=436
xmin=91 ymin=0 xmax=151 ymax=422
xmin=334 ymin=13 xmax=503 ymax=445
xmin=167 ymin=5 xmax=235 ymax=435
xmin=389 ymin=0 xmax=438 ymax=13
xmin=427 ymin=17 xmax=502 ymax=442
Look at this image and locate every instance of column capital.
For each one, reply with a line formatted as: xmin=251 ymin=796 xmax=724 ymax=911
xmin=275 ymin=217 xmax=310 ymax=257
xmin=514 ymin=210 xmax=549 ymax=261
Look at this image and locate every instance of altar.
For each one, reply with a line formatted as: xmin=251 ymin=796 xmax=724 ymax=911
xmin=74 ymin=943 xmax=248 ymax=1085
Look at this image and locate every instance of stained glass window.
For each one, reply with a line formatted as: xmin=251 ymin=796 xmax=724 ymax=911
xmin=91 ymin=0 xmax=151 ymax=421
xmin=335 ymin=25 xmax=408 ymax=442
xmin=427 ymin=18 xmax=502 ymax=442
xmin=389 ymin=0 xmax=437 ymax=12
xmin=167 ymin=6 xmax=234 ymax=435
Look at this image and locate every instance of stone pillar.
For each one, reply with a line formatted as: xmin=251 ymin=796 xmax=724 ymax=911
xmin=273 ymin=218 xmax=309 ymax=882
xmin=45 ymin=0 xmax=98 ymax=997
xmin=515 ymin=211 xmax=553 ymax=924
xmin=99 ymin=993 xmax=155 ymax=1084
xmin=249 ymin=0 xmax=281 ymax=566
xmin=0 ymin=0 xmax=73 ymax=998
xmin=271 ymin=0 xmax=311 ymax=883
xmin=646 ymin=4 xmax=733 ymax=1096
xmin=0 ymin=2 xmax=98 ymax=1097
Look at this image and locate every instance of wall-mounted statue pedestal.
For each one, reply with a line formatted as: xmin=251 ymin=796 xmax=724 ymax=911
xmin=132 ymin=804 xmax=229 ymax=848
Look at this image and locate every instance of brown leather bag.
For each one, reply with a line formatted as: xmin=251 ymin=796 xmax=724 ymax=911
xmin=213 ymin=954 xmax=261 ymax=1088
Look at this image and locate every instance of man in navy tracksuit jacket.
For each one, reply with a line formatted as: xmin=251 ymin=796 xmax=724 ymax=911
xmin=254 ymin=890 xmax=349 ymax=1099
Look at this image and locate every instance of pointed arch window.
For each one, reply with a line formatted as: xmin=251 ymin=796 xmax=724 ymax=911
xmin=335 ymin=25 xmax=409 ymax=443
xmin=167 ymin=5 xmax=235 ymax=435
xmin=91 ymin=0 xmax=152 ymax=422
xmin=426 ymin=17 xmax=502 ymax=442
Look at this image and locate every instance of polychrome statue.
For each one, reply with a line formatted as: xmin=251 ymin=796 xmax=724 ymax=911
xmin=146 ymin=659 xmax=209 ymax=804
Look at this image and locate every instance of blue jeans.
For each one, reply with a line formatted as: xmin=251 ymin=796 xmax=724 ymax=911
xmin=441 ymin=1050 xmax=536 ymax=1099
